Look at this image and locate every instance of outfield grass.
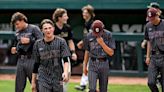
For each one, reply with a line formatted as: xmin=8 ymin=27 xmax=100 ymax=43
xmin=0 ymin=80 xmax=151 ymax=92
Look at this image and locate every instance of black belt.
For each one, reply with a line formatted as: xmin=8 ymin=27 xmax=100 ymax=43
xmin=152 ymin=51 xmax=164 ymax=55
xmin=18 ymin=55 xmax=31 ymax=59
xmin=90 ymin=57 xmax=107 ymax=62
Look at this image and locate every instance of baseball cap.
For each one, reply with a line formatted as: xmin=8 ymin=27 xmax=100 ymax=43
xmin=147 ymin=2 xmax=160 ymax=9
xmin=147 ymin=8 xmax=158 ymax=18
xmin=91 ymin=20 xmax=104 ymax=37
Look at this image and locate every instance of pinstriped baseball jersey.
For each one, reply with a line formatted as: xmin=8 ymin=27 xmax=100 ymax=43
xmin=33 ymin=36 xmax=71 ymax=89
xmin=14 ymin=24 xmax=43 ymax=92
xmin=13 ymin=24 xmax=43 ymax=54
xmin=145 ymin=19 xmax=164 ymax=51
xmin=144 ymin=19 xmax=164 ymax=92
xmin=83 ymin=29 xmax=115 ymax=92
xmin=84 ymin=29 xmax=115 ymax=58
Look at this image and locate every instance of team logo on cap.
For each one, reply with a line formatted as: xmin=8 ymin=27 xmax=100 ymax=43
xmin=95 ymin=28 xmax=100 ymax=33
xmin=148 ymin=12 xmax=152 ymax=17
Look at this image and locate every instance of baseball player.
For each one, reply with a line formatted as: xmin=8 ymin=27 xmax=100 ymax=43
xmin=145 ymin=8 xmax=164 ymax=92
xmin=31 ymin=19 xmax=71 ymax=92
xmin=83 ymin=20 xmax=115 ymax=92
xmin=52 ymin=8 xmax=77 ymax=92
xmin=141 ymin=2 xmax=162 ymax=48
xmin=141 ymin=2 xmax=163 ymax=87
xmin=75 ymin=4 xmax=95 ymax=91
xmin=10 ymin=12 xmax=43 ymax=92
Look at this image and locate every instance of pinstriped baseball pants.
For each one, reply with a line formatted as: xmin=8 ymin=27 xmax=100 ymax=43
xmin=15 ymin=57 xmax=34 ymax=92
xmin=88 ymin=59 xmax=109 ymax=92
xmin=38 ymin=82 xmax=63 ymax=92
xmin=148 ymin=55 xmax=164 ymax=92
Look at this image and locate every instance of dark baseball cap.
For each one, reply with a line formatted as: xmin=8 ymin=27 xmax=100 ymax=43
xmin=147 ymin=2 xmax=160 ymax=9
xmin=91 ymin=20 xmax=104 ymax=37
xmin=147 ymin=8 xmax=158 ymax=18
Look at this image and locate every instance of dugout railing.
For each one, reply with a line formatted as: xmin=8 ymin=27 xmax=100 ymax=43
xmin=0 ymin=31 xmax=147 ymax=77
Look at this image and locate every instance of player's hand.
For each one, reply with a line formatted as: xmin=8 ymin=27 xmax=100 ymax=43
xmin=96 ymin=37 xmax=104 ymax=45
xmin=31 ymin=82 xmax=37 ymax=92
xmin=11 ymin=47 xmax=17 ymax=54
xmin=145 ymin=57 xmax=150 ymax=65
xmin=83 ymin=66 xmax=88 ymax=76
xmin=62 ymin=72 xmax=69 ymax=82
xmin=20 ymin=37 xmax=30 ymax=44
xmin=77 ymin=41 xmax=83 ymax=49
xmin=71 ymin=53 xmax=77 ymax=61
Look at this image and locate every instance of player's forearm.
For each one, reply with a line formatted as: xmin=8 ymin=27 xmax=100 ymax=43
xmin=32 ymin=73 xmax=37 ymax=84
xmin=100 ymin=42 xmax=114 ymax=56
xmin=68 ymin=40 xmax=76 ymax=52
xmin=146 ymin=41 xmax=151 ymax=58
xmin=64 ymin=62 xmax=69 ymax=73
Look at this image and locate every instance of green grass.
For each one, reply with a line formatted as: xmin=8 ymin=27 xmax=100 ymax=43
xmin=0 ymin=80 xmax=152 ymax=92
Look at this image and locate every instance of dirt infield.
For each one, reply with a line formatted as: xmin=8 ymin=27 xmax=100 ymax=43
xmin=0 ymin=74 xmax=147 ymax=85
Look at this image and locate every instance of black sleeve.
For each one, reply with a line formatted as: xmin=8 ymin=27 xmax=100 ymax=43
xmin=33 ymin=62 xmax=40 ymax=73
xmin=32 ymin=41 xmax=40 ymax=73
xmin=63 ymin=57 xmax=69 ymax=63
xmin=66 ymin=24 xmax=73 ymax=40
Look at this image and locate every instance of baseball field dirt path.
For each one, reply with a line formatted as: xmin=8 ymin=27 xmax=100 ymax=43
xmin=0 ymin=74 xmax=147 ymax=85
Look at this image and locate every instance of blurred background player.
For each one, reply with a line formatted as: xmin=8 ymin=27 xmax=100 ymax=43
xmin=31 ymin=19 xmax=70 ymax=92
xmin=52 ymin=8 xmax=77 ymax=92
xmin=141 ymin=2 xmax=163 ymax=87
xmin=83 ymin=20 xmax=115 ymax=92
xmin=11 ymin=12 xmax=43 ymax=92
xmin=141 ymin=2 xmax=162 ymax=48
xmin=75 ymin=5 xmax=95 ymax=91
xmin=144 ymin=8 xmax=164 ymax=92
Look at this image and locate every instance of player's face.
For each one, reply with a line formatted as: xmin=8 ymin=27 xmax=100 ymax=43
xmin=148 ymin=16 xmax=158 ymax=24
xmin=60 ymin=13 xmax=69 ymax=24
xmin=42 ymin=23 xmax=54 ymax=38
xmin=14 ymin=20 xmax=26 ymax=31
xmin=82 ymin=10 xmax=91 ymax=21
